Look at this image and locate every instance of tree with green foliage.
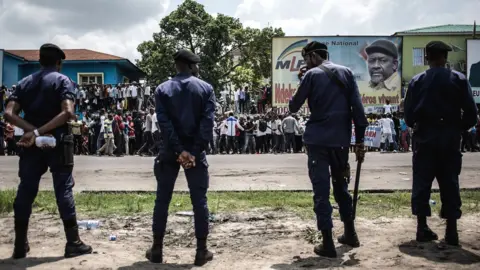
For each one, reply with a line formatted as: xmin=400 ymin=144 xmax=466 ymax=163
xmin=136 ymin=0 xmax=284 ymax=92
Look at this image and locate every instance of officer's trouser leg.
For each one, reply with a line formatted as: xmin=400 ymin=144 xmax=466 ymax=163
xmin=13 ymin=151 xmax=47 ymax=258
xmin=436 ymin=150 xmax=462 ymax=220
xmin=51 ymin=167 xmax=76 ymax=221
xmin=152 ymin=158 xmax=180 ymax=235
xmin=411 ymin=144 xmax=436 ymax=217
xmin=307 ymin=145 xmax=333 ymax=230
xmin=330 ymin=148 xmax=353 ymax=221
xmin=14 ymin=151 xmax=48 ymax=220
xmin=184 ymin=157 xmax=210 ymax=239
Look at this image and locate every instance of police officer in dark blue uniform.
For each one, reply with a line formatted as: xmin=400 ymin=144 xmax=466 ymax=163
xmin=404 ymin=41 xmax=478 ymax=245
xmin=4 ymin=43 xmax=92 ymax=259
xmin=290 ymin=41 xmax=369 ymax=258
xmin=145 ymin=49 xmax=215 ymax=266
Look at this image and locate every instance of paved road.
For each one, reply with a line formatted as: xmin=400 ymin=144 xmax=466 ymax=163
xmin=1 ymin=152 xmax=479 ymax=192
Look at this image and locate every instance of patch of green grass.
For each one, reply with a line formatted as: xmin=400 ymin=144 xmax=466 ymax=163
xmin=1 ymin=190 xmax=479 ymax=219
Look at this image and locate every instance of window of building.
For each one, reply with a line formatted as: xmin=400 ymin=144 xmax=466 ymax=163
xmin=78 ymin=73 xmax=104 ymax=85
xmin=412 ymin=48 xmax=426 ymax=66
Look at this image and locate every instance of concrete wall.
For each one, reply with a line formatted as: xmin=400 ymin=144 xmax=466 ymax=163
xmin=402 ymin=35 xmax=469 ymax=82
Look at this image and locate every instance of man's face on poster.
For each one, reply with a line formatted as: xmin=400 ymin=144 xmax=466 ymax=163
xmin=367 ymin=53 xmax=398 ymax=86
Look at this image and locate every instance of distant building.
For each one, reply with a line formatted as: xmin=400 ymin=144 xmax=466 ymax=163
xmin=393 ymin=24 xmax=480 ymax=82
xmin=0 ymin=48 xmax=145 ymax=87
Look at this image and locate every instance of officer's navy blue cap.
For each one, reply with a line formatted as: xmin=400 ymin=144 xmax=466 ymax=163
xmin=40 ymin=43 xmax=66 ymax=60
xmin=425 ymin=41 xmax=452 ymax=52
xmin=365 ymin=39 xmax=398 ymax=59
xmin=173 ymin=49 xmax=200 ymax=64
xmin=302 ymin=41 xmax=328 ymax=57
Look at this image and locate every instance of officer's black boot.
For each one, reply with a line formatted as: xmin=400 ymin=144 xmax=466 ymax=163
xmin=314 ymin=229 xmax=337 ymax=258
xmin=145 ymin=234 xmax=163 ymax=263
xmin=12 ymin=219 xmax=30 ymax=259
xmin=194 ymin=238 xmax=214 ymax=266
xmin=416 ymin=216 xmax=438 ymax=242
xmin=337 ymin=220 xmax=360 ymax=248
xmin=445 ymin=219 xmax=459 ymax=246
xmin=63 ymin=218 xmax=93 ymax=258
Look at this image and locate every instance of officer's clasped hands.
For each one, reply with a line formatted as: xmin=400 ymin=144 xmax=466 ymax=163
xmin=177 ymin=151 xmax=196 ymax=169
xmin=17 ymin=131 xmax=36 ymax=148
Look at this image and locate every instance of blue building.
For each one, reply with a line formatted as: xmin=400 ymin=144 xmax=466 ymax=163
xmin=0 ymin=48 xmax=145 ymax=88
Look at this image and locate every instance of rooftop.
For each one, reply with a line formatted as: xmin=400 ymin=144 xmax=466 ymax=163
xmin=4 ymin=49 xmax=125 ymax=62
xmin=394 ymin=24 xmax=479 ymax=35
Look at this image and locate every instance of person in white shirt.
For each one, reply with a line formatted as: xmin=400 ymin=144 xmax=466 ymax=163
xmin=379 ymin=114 xmax=394 ymax=152
xmin=150 ymin=112 xmax=161 ymax=154
xmin=383 ymin=99 xmax=392 ymax=114
xmin=271 ymin=116 xmax=283 ymax=153
xmin=219 ymin=118 xmax=228 ymax=153
xmin=129 ymin=83 xmax=138 ymax=111
xmin=224 ymin=112 xmax=243 ymax=154
xmin=265 ymin=118 xmax=272 ymax=153
xmin=234 ymin=89 xmax=240 ymax=114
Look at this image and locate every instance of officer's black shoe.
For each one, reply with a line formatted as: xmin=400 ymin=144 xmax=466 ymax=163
xmin=445 ymin=219 xmax=459 ymax=246
xmin=194 ymin=249 xmax=214 ymax=266
xmin=338 ymin=220 xmax=360 ymax=248
xmin=12 ymin=219 xmax=30 ymax=259
xmin=145 ymin=234 xmax=164 ymax=263
xmin=145 ymin=247 xmax=163 ymax=263
xmin=63 ymin=219 xmax=93 ymax=258
xmin=416 ymin=227 xmax=439 ymax=242
xmin=314 ymin=229 xmax=337 ymax=258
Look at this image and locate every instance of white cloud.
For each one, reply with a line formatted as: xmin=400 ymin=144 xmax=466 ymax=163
xmin=235 ymin=0 xmax=479 ymax=36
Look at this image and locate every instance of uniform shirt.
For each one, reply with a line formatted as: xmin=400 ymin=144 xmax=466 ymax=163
xmin=129 ymin=85 xmax=138 ymax=98
xmin=273 ymin=119 xmax=283 ymax=135
xmin=7 ymin=68 xmax=76 ymax=140
xmin=71 ymin=120 xmax=82 ymax=135
xmin=145 ymin=86 xmax=151 ymax=96
xmin=155 ymin=72 xmax=216 ymax=155
xmin=404 ymin=67 xmax=478 ymax=145
xmin=289 ymin=61 xmax=368 ymax=147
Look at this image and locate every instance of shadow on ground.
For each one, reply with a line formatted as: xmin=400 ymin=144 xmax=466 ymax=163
xmin=0 ymin=256 xmax=65 ymax=270
xmin=399 ymin=240 xmax=480 ymax=265
xmin=117 ymin=261 xmax=195 ymax=270
xmin=271 ymin=245 xmax=356 ymax=270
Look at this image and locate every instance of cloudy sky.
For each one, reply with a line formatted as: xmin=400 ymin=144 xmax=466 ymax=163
xmin=0 ymin=0 xmax=478 ymax=62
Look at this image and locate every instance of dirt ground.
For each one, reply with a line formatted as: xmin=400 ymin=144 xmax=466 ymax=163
xmin=0 ymin=211 xmax=479 ymax=270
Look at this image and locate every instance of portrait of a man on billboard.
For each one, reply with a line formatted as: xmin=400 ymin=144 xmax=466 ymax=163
xmin=365 ymin=39 xmax=401 ymax=92
xmin=469 ymin=61 xmax=480 ymax=87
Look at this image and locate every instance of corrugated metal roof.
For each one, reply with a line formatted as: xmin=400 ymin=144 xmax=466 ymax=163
xmin=397 ymin=24 xmax=479 ymax=34
xmin=5 ymin=49 xmax=125 ymax=61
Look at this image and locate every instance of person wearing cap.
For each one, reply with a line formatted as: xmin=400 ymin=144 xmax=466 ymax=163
xmin=4 ymin=43 xmax=92 ymax=259
xmin=145 ymin=48 xmax=215 ymax=266
xmin=404 ymin=40 xmax=478 ymax=246
xmin=365 ymin=39 xmax=401 ymax=92
xmin=289 ymin=41 xmax=368 ymax=258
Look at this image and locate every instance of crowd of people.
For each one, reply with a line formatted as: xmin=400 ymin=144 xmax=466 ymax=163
xmin=1 ymin=85 xmax=479 ymax=156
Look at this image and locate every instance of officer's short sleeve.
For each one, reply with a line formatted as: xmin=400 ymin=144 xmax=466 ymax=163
xmin=58 ymin=76 xmax=76 ymax=101
xmin=6 ymin=84 xmax=25 ymax=106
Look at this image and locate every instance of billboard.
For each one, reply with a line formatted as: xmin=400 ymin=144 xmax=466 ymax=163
xmin=467 ymin=39 xmax=480 ymax=103
xmin=272 ymin=36 xmax=403 ymax=113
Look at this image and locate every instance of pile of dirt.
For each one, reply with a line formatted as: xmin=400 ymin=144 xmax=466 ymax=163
xmin=0 ymin=211 xmax=479 ymax=269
